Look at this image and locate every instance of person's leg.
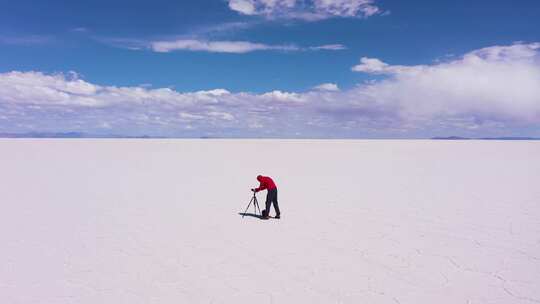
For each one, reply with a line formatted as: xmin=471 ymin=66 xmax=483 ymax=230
xmin=264 ymin=191 xmax=272 ymax=217
xmin=272 ymin=189 xmax=280 ymax=216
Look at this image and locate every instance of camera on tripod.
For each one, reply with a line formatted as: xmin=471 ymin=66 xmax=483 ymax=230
xmin=242 ymin=189 xmax=261 ymax=218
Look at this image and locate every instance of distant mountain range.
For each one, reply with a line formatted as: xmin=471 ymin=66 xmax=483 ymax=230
xmin=0 ymin=132 xmax=160 ymax=139
xmin=1 ymin=132 xmax=539 ymax=140
xmin=432 ymin=136 xmax=540 ymax=140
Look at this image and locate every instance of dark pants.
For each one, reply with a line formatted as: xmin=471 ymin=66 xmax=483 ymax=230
xmin=265 ymin=188 xmax=280 ymax=216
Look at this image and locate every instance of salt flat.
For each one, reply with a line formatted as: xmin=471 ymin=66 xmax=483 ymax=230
xmin=1 ymin=139 xmax=539 ymax=304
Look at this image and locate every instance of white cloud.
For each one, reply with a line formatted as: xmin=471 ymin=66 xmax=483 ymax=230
xmin=207 ymin=111 xmax=236 ymax=121
xmin=149 ymin=39 xmax=344 ymax=53
xmin=467 ymin=42 xmax=540 ymax=61
xmin=1 ymin=43 xmax=539 ymax=137
xmin=179 ymin=112 xmax=205 ymax=121
xmin=352 ymin=57 xmax=393 ymax=73
xmin=100 ymin=122 xmax=112 ymax=129
xmin=309 ymin=44 xmax=347 ymax=51
xmin=313 ymin=0 xmax=380 ymax=17
xmin=313 ymin=83 xmax=340 ymax=91
xmin=0 ymin=71 xmax=102 ymax=106
xmin=227 ymin=0 xmax=381 ymax=20
xmin=194 ymin=89 xmax=231 ymax=96
xmin=353 ymin=43 xmax=540 ymax=75
xmin=228 ymin=0 xmax=257 ymax=15
xmin=351 ymin=43 xmax=540 ymax=123
xmin=151 ymin=39 xmax=296 ymax=53
xmin=261 ymin=90 xmax=306 ymax=102
xmin=351 ymin=57 xmax=421 ymax=74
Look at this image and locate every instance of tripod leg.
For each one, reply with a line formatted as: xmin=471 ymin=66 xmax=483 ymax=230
xmin=242 ymin=197 xmax=254 ymax=218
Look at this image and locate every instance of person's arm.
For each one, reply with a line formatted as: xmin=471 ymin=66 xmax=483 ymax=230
xmin=255 ymin=181 xmax=267 ymax=192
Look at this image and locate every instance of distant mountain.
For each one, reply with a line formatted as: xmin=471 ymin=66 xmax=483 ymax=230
xmin=0 ymin=132 xmax=165 ymax=139
xmin=478 ymin=137 xmax=540 ymax=140
xmin=432 ymin=136 xmax=472 ymax=140
xmin=432 ymin=136 xmax=540 ymax=140
xmin=1 ymin=132 xmax=538 ymax=140
xmin=0 ymin=132 xmax=86 ymax=138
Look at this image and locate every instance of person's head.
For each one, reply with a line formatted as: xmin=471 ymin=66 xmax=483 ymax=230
xmin=257 ymin=175 xmax=263 ymax=181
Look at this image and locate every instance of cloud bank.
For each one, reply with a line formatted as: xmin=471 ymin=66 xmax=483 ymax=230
xmin=351 ymin=43 xmax=540 ymax=123
xmin=1 ymin=43 xmax=539 ymax=137
xmin=227 ymin=0 xmax=381 ymax=20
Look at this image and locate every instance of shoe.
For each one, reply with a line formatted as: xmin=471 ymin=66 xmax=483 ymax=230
xmin=261 ymin=210 xmax=269 ymax=220
xmin=275 ymin=214 xmax=281 ymax=219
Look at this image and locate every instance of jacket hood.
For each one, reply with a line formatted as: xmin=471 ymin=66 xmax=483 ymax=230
xmin=257 ymin=175 xmax=263 ymax=181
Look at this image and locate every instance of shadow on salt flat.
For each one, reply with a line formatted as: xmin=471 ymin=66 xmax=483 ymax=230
xmin=238 ymin=212 xmax=262 ymax=219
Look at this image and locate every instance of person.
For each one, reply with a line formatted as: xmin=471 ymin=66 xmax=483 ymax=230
xmin=251 ymin=175 xmax=280 ymax=220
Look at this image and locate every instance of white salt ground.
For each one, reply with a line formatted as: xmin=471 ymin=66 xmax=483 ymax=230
xmin=1 ymin=139 xmax=539 ymax=303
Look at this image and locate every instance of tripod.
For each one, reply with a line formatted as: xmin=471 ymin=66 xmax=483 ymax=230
xmin=242 ymin=191 xmax=262 ymax=218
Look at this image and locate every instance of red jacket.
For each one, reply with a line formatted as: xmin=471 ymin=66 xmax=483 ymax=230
xmin=255 ymin=175 xmax=277 ymax=192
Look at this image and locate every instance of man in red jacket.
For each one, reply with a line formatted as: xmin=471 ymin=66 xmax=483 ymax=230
xmin=251 ymin=175 xmax=280 ymax=220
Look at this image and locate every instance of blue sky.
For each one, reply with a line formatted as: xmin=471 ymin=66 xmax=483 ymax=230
xmin=1 ymin=0 xmax=540 ymax=138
